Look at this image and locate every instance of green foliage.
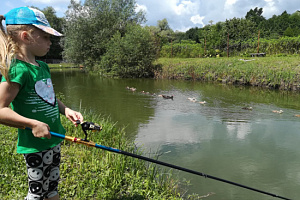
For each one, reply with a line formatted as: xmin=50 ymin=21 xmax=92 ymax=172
xmin=161 ymin=9 xmax=300 ymax=58
xmin=98 ymin=24 xmax=157 ymax=77
xmin=160 ymin=40 xmax=203 ymax=58
xmin=156 ymin=18 xmax=175 ymax=45
xmin=63 ymin=0 xmax=146 ymax=73
xmin=284 ymin=26 xmax=300 ymax=37
xmin=157 ymin=18 xmax=171 ymax=31
xmin=0 ymin=112 xmax=198 ymax=199
xmin=162 ymin=30 xmax=300 ymax=58
xmin=224 ymin=18 xmax=257 ymax=43
xmin=236 ymin=36 xmax=300 ymax=56
xmin=245 ymin=7 xmax=266 ymax=26
xmin=185 ymin=27 xmax=201 ymax=43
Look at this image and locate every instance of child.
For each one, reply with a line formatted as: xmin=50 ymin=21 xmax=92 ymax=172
xmin=0 ymin=7 xmax=83 ymax=200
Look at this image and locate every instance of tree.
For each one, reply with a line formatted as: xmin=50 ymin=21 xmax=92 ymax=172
xmin=258 ymin=10 xmax=298 ymax=38
xmin=290 ymin=11 xmax=300 ymax=36
xmin=63 ymin=0 xmax=146 ymax=68
xmin=277 ymin=11 xmax=291 ymax=35
xmin=173 ymin=31 xmax=186 ymax=43
xmin=218 ymin=18 xmax=256 ymax=54
xmin=159 ymin=7 xmax=299 ymax=58
xmin=156 ymin=18 xmax=174 ymax=45
xmin=185 ymin=27 xmax=200 ymax=43
xmin=223 ymin=18 xmax=257 ymax=41
xmin=99 ymin=24 xmax=157 ymax=77
xmin=157 ymin=18 xmax=171 ymax=31
xmin=284 ymin=26 xmax=295 ymax=37
xmin=145 ymin=19 xmax=174 ymax=57
xmin=245 ymin=7 xmax=266 ymax=26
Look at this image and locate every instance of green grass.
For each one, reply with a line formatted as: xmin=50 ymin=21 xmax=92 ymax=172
xmin=0 ymin=111 xmax=202 ymax=199
xmin=48 ymin=63 xmax=76 ymax=68
xmin=154 ymin=56 xmax=300 ymax=90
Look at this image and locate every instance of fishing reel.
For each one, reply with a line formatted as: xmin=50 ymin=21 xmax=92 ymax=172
xmin=76 ymin=120 xmax=102 ymax=141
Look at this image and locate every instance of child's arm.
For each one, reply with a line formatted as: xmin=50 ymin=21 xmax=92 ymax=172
xmin=57 ymin=98 xmax=83 ymax=126
xmin=0 ymin=82 xmax=51 ymax=139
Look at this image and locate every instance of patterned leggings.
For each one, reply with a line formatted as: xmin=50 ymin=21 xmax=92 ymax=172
xmin=23 ymin=144 xmax=61 ymax=200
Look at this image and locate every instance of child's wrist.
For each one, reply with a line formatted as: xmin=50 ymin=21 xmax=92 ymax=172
xmin=27 ymin=119 xmax=44 ymax=129
xmin=64 ymin=107 xmax=71 ymax=115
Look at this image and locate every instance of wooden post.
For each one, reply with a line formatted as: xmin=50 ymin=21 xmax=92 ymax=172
xmin=204 ymin=37 xmax=206 ymax=56
xmin=257 ymin=30 xmax=260 ymax=53
xmin=171 ymin=39 xmax=173 ymax=58
xmin=227 ymin=32 xmax=229 ymax=57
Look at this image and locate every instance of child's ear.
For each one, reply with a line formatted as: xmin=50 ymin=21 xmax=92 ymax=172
xmin=20 ymin=31 xmax=32 ymax=44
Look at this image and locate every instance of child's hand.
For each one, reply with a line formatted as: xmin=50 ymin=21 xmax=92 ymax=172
xmin=65 ymin=108 xmax=84 ymax=126
xmin=31 ymin=121 xmax=51 ymax=139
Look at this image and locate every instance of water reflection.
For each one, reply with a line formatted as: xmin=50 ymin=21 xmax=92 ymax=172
xmin=52 ymin=69 xmax=300 ymax=199
xmin=226 ymin=122 xmax=251 ymax=140
xmin=134 ymin=84 xmax=300 ymax=199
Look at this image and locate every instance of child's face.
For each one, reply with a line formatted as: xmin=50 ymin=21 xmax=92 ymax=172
xmin=29 ymin=28 xmax=52 ymax=57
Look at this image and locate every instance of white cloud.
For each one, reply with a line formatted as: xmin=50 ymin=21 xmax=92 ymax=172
xmin=173 ymin=0 xmax=197 ymax=15
xmin=136 ymin=4 xmax=148 ymax=13
xmin=224 ymin=0 xmax=239 ymax=16
xmin=2 ymin=0 xmax=299 ymax=32
xmin=135 ymin=0 xmax=299 ymax=32
xmin=20 ymin=0 xmax=77 ymax=16
xmin=263 ymin=0 xmax=278 ymax=18
xmin=190 ymin=14 xmax=205 ymax=27
xmin=225 ymin=0 xmax=238 ymax=6
xmin=23 ymin=0 xmax=70 ymax=3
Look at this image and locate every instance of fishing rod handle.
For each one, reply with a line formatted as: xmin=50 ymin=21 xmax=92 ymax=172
xmin=50 ymin=131 xmax=96 ymax=147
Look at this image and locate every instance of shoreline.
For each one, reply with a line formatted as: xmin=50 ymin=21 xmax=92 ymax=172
xmin=154 ymin=56 xmax=300 ymax=91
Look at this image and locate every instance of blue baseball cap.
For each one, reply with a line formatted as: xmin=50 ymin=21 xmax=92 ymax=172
xmin=4 ymin=7 xmax=63 ymax=37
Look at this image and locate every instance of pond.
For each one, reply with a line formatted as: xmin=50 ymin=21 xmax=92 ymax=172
xmin=52 ymin=69 xmax=300 ymax=200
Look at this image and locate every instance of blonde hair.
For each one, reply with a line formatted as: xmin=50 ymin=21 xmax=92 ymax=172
xmin=0 ymin=15 xmax=34 ymax=82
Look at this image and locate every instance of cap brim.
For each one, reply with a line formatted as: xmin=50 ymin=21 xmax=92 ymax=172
xmin=33 ymin=24 xmax=63 ymax=37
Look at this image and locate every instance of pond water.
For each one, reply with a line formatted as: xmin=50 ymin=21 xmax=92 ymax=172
xmin=52 ymin=69 xmax=300 ymax=200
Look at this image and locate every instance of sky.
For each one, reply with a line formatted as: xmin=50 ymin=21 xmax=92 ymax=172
xmin=1 ymin=0 xmax=299 ymax=32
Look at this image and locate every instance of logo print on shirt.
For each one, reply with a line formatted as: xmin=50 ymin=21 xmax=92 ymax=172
xmin=35 ymin=78 xmax=56 ymax=106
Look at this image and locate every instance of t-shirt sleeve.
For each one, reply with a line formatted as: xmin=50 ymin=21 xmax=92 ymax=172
xmin=8 ymin=63 xmax=28 ymax=87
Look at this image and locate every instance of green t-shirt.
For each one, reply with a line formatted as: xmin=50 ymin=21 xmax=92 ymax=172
xmin=4 ymin=59 xmax=65 ymax=154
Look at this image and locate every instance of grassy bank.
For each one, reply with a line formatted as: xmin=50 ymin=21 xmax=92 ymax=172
xmin=0 ymin=112 xmax=201 ymax=199
xmin=154 ymin=56 xmax=300 ymax=91
xmin=48 ymin=63 xmax=76 ymax=68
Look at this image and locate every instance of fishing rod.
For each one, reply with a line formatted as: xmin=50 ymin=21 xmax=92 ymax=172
xmin=32 ymin=121 xmax=291 ymax=200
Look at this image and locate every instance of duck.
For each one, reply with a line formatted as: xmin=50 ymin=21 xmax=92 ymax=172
xmin=242 ymin=107 xmax=253 ymax=110
xmin=126 ymin=86 xmax=136 ymax=92
xmin=272 ymin=110 xmax=283 ymax=114
xmin=159 ymin=95 xmax=173 ymax=100
xmin=188 ymin=97 xmax=197 ymax=102
xmin=198 ymin=101 xmax=207 ymax=104
xmin=141 ymin=91 xmax=150 ymax=95
xmin=163 ymin=95 xmax=174 ymax=100
xmin=294 ymin=114 xmax=300 ymax=117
